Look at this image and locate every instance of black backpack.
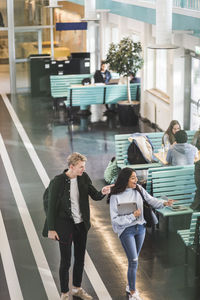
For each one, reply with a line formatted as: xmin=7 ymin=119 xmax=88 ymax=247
xmin=127 ymin=140 xmax=147 ymax=164
xmin=82 ymin=78 xmax=91 ymax=85
xmin=43 ymin=175 xmax=65 ymax=215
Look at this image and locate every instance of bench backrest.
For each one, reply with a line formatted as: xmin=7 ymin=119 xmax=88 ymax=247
xmin=115 ymin=131 xmax=196 ymax=169
xmin=151 ymin=166 xmax=195 ymax=206
xmin=186 ymin=130 xmax=196 ymax=144
xmin=65 ymin=83 xmax=140 ymax=107
xmin=146 ymin=165 xmax=193 ymax=194
xmin=115 ymin=132 xmax=163 ymax=168
xmin=66 ymin=86 xmax=105 ymax=106
xmin=106 ymin=84 xmax=140 ymax=104
xmin=50 ymin=74 xmax=92 ymax=98
xmin=188 ymin=212 xmax=200 ymax=245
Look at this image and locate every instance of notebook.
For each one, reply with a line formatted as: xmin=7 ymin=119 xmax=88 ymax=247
xmin=161 ymin=195 xmax=189 ymax=211
xmin=168 ymin=205 xmax=189 ymax=211
xmin=117 ymin=202 xmax=137 ymax=215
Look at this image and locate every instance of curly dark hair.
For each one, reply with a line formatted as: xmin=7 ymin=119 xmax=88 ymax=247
xmin=110 ymin=167 xmax=136 ymax=195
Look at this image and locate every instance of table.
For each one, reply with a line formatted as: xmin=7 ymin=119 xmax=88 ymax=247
xmin=154 ymin=150 xmax=200 ymax=165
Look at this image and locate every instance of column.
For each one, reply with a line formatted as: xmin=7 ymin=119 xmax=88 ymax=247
xmin=84 ymin=0 xmax=98 ymax=73
xmin=7 ymin=0 xmax=16 ymax=94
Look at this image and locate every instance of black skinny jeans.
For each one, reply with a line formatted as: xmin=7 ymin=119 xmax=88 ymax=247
xmin=56 ymin=218 xmax=87 ymax=293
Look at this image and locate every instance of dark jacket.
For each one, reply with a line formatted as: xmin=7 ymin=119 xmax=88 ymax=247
xmin=94 ymin=69 xmax=111 ymax=84
xmin=42 ymin=170 xmax=104 ymax=236
xmin=191 ymin=160 xmax=200 ymax=210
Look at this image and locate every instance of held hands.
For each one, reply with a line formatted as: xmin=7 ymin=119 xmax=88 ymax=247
xmin=48 ymin=230 xmax=59 ymax=241
xmin=101 ymin=184 xmax=115 ymax=195
xmin=163 ymin=199 xmax=175 ymax=207
xmin=134 ymin=209 xmax=141 ymax=218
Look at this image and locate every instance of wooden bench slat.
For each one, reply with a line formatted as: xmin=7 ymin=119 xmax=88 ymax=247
xmin=115 ymin=131 xmax=196 ymax=171
xmin=151 ymin=166 xmax=195 ymax=217
xmin=177 ymin=212 xmax=200 ymax=246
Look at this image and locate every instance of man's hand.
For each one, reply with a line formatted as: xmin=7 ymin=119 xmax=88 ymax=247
xmin=101 ymin=184 xmax=115 ymax=195
xmin=48 ymin=230 xmax=59 ymax=240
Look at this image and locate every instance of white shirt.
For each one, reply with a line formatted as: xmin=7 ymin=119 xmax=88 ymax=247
xmin=70 ymin=178 xmax=83 ymax=224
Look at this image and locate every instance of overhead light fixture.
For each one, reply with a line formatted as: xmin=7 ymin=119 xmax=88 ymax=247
xmin=147 ymin=43 xmax=179 ymax=50
xmin=148 ymin=0 xmax=179 ymax=50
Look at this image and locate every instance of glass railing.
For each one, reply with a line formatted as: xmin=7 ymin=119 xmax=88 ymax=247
xmin=173 ymin=0 xmax=200 ymax=10
xmin=139 ymin=0 xmax=200 ymax=11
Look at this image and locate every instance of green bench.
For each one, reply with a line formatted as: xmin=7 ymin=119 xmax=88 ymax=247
xmin=152 ymin=166 xmax=195 ymax=218
xmin=146 ymin=165 xmax=193 ymax=194
xmin=115 ymin=132 xmax=163 ymax=170
xmin=177 ymin=212 xmax=200 ymax=272
xmin=64 ymin=83 xmax=140 ymax=112
xmin=115 ymin=130 xmax=196 ymax=170
xmin=151 ymin=166 xmax=195 ymax=232
xmin=105 ymin=84 xmax=140 ymax=104
xmin=50 ymin=74 xmax=92 ymax=109
xmin=187 ymin=130 xmax=196 ymax=144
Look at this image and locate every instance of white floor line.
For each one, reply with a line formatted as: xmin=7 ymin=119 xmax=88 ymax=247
xmin=1 ymin=93 xmax=112 ymax=299
xmin=0 ymin=210 xmax=24 ymax=300
xmin=0 ymin=135 xmax=60 ymax=300
xmin=1 ymin=93 xmax=50 ymax=188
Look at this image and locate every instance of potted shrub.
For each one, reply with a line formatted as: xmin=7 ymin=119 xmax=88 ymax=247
xmin=106 ymin=37 xmax=143 ymax=126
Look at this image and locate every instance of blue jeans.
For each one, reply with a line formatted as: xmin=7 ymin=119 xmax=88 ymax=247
xmin=120 ymin=224 xmax=146 ymax=291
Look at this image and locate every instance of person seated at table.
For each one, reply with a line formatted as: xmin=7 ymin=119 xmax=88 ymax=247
xmin=118 ymin=72 xmax=140 ymax=84
xmin=162 ymin=120 xmax=181 ymax=150
xmin=94 ymin=61 xmax=111 ymax=84
xmin=166 ymin=130 xmax=198 ymax=166
xmin=118 ymin=73 xmax=141 ymax=100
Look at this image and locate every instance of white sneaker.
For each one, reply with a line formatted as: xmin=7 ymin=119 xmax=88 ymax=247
xmin=129 ymin=291 xmax=143 ymax=300
xmin=71 ymin=287 xmax=93 ymax=300
xmin=126 ymin=285 xmax=140 ymax=296
xmin=60 ymin=292 xmax=69 ymax=299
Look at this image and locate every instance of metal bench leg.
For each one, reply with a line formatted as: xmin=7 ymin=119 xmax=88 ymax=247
xmin=66 ymin=106 xmax=74 ymax=123
xmin=78 ymin=105 xmax=91 ymax=116
xmin=195 ymin=245 xmax=200 ymax=277
xmin=166 ymin=216 xmax=169 ymax=237
xmin=185 ymin=246 xmax=188 ymax=265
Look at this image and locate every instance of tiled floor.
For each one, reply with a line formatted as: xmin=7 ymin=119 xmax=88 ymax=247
xmin=0 ymin=93 xmax=199 ymax=300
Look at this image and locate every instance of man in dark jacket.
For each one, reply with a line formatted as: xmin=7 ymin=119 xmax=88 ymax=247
xmin=190 ymin=160 xmax=200 ymax=211
xmin=43 ymin=152 xmax=113 ymax=300
xmin=94 ymin=60 xmax=111 ymax=84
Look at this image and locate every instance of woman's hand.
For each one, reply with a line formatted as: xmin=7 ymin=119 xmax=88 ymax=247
xmin=48 ymin=230 xmax=59 ymax=240
xmin=163 ymin=199 xmax=175 ymax=206
xmin=134 ymin=209 xmax=141 ymax=218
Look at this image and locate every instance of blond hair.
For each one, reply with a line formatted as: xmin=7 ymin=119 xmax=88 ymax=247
xmin=67 ymin=152 xmax=87 ymax=166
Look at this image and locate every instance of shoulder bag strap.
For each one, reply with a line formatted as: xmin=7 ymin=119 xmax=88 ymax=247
xmin=135 ymin=184 xmax=151 ymax=207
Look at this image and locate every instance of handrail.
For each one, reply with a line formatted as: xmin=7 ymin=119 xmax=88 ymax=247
xmin=173 ymin=0 xmax=200 ymax=10
xmin=136 ymin=0 xmax=200 ymax=11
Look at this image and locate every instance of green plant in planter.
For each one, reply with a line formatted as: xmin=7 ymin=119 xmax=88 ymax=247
xmin=106 ymin=37 xmax=144 ymax=103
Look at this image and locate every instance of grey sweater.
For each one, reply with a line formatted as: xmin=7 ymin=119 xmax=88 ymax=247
xmin=109 ymin=185 xmax=165 ymax=236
